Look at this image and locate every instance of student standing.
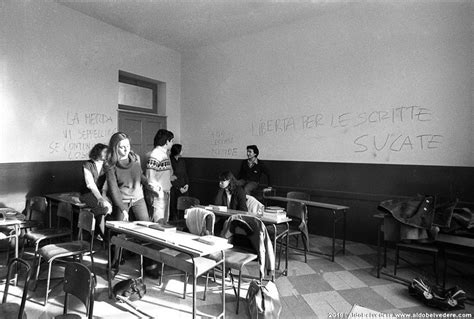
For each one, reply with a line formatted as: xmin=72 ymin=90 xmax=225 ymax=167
xmin=146 ymin=129 xmax=174 ymax=224
xmin=80 ymin=143 xmax=112 ymax=238
xmin=169 ymin=144 xmax=189 ymax=222
xmin=105 ymin=132 xmax=149 ymax=222
xmin=237 ymin=145 xmax=271 ymax=195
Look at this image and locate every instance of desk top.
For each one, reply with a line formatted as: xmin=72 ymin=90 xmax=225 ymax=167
xmin=264 ymin=195 xmax=349 ymax=211
xmin=197 ymin=206 xmax=292 ymax=225
xmin=0 ymin=208 xmax=24 ymax=226
xmin=46 ymin=193 xmax=86 ymax=208
xmin=106 ymin=221 xmax=232 ymax=257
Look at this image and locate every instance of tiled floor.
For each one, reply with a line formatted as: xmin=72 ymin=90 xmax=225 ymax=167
xmin=1 ymin=234 xmax=473 ymax=318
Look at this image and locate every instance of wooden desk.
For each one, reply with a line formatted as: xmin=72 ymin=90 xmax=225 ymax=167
xmin=0 ymin=209 xmax=24 ymax=284
xmin=264 ymin=195 xmax=349 ymax=262
xmin=45 ymin=193 xmax=86 ymax=228
xmin=197 ymin=206 xmax=292 ymax=277
xmin=106 ymin=221 xmax=232 ymax=319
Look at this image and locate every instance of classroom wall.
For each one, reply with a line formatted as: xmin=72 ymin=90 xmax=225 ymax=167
xmin=0 ymin=1 xmax=181 ymax=210
xmin=180 ymin=2 xmax=474 ymax=244
xmin=181 ymin=2 xmax=473 ymax=166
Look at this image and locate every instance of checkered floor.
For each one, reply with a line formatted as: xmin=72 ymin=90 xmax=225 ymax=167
xmin=2 ymin=234 xmax=473 ymax=318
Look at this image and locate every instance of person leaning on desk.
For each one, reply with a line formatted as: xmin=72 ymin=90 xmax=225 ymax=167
xmin=214 ymin=171 xmax=248 ymax=235
xmin=104 ymin=132 xmax=150 ymax=269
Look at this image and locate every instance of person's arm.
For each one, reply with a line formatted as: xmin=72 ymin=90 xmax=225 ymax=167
xmin=214 ymin=189 xmax=224 ymax=206
xmin=105 ymin=166 xmax=127 ymax=212
xmin=236 ymin=187 xmax=248 ymax=211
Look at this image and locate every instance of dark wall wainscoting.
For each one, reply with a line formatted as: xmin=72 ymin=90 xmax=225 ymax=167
xmin=1 ymin=159 xmax=472 ymax=244
xmin=185 ymin=158 xmax=474 ymax=245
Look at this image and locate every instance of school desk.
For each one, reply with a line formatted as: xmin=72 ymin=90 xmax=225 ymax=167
xmin=106 ymin=221 xmax=232 ymax=319
xmin=197 ymin=205 xmax=292 ymax=277
xmin=263 ymin=194 xmax=348 ymax=262
xmin=0 ymin=209 xmax=24 ymax=284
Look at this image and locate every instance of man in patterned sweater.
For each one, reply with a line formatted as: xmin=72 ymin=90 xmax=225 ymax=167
xmin=146 ymin=129 xmax=175 ymax=224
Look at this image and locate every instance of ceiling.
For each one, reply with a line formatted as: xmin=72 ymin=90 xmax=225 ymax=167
xmin=57 ymin=0 xmax=334 ymax=53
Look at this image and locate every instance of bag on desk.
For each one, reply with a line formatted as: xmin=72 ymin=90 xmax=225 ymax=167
xmin=113 ymin=278 xmax=146 ymax=302
xmin=246 ymin=280 xmax=282 ymax=319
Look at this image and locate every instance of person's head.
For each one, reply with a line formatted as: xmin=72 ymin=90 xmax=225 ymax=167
xmin=107 ymin=132 xmax=131 ymax=166
xmin=89 ymin=143 xmax=108 ymax=161
xmin=170 ymin=144 xmax=182 ymax=158
xmin=154 ymin=129 xmax=174 ymax=150
xmin=246 ymin=145 xmax=259 ymax=159
xmin=218 ymin=171 xmax=237 ymax=191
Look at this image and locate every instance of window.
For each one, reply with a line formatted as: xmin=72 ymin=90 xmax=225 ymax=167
xmin=118 ymin=71 xmax=164 ymax=114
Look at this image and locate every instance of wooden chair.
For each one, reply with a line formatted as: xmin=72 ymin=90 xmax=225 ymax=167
xmin=0 ymin=258 xmax=32 ymax=319
xmin=159 ymin=208 xmax=215 ymax=300
xmin=33 ymin=209 xmax=96 ymax=306
xmin=279 ymin=191 xmax=310 ymax=263
xmin=174 ymin=196 xmax=200 ymax=229
xmin=22 ymin=197 xmax=48 ymax=232
xmin=212 ymin=215 xmax=269 ymax=314
xmin=22 ymin=202 xmax=73 ymax=259
xmin=54 ymin=262 xmax=94 ymax=319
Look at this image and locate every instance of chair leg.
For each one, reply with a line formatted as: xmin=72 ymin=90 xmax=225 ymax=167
xmin=301 ymin=233 xmax=308 ymax=263
xmin=277 ymin=236 xmax=283 ymax=270
xmin=33 ymin=255 xmax=42 ymax=291
xmin=236 ymin=269 xmax=243 ymax=314
xmin=44 ymin=261 xmax=53 ymax=306
xmin=159 ymin=263 xmax=164 ymax=286
xmin=203 ymin=272 xmax=210 ymax=301
xmin=183 ymin=273 xmax=189 ymax=299
xmin=433 ymin=253 xmax=438 ymax=285
xmin=229 ymin=271 xmax=237 ymax=298
xmin=90 ymin=250 xmax=97 ymax=284
xmin=383 ymin=241 xmax=387 ymax=267
xmin=394 ymin=246 xmax=400 ymax=276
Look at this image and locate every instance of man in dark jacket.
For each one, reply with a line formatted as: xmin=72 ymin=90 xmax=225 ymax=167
xmin=237 ymin=145 xmax=271 ymax=195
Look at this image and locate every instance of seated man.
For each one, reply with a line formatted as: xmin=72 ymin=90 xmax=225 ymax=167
xmin=237 ymin=145 xmax=271 ymax=195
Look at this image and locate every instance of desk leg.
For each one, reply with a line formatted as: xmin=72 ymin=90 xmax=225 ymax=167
xmin=342 ymin=210 xmax=347 ymax=255
xmin=48 ymin=200 xmax=53 ymax=228
xmin=272 ymin=225 xmax=277 ymax=280
xmin=13 ymin=224 xmax=19 ymax=285
xmin=377 ymin=222 xmax=381 ymax=278
xmin=192 ymin=257 xmax=196 ymax=319
xmin=107 ymin=232 xmax=112 ymax=299
xmin=332 ymin=211 xmax=336 ymax=262
xmin=221 ymin=250 xmax=226 ymax=319
xmin=285 ymin=222 xmax=289 ymax=276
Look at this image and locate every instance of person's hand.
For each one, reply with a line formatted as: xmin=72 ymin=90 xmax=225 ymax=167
xmin=180 ymin=187 xmax=186 ymax=194
xmin=98 ymin=198 xmax=107 ymax=207
xmin=170 ymin=175 xmax=178 ymax=182
xmin=122 ymin=210 xmax=129 ymax=222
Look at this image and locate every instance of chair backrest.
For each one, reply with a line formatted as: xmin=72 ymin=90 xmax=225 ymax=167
xmin=56 ymin=202 xmax=73 ymax=227
xmin=185 ymin=208 xmax=215 ymax=236
xmin=63 ymin=262 xmax=94 ymax=318
xmin=26 ymin=196 xmax=47 ymax=222
xmin=177 ymin=196 xmax=200 ymax=211
xmin=246 ymin=195 xmax=264 ymax=214
xmin=286 ymin=191 xmax=310 ymax=220
xmin=77 ymin=209 xmax=95 ymax=249
xmin=2 ymin=258 xmax=31 ymax=318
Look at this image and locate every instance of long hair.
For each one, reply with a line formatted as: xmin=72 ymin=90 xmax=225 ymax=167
xmin=107 ymin=132 xmax=131 ymax=167
xmin=218 ymin=171 xmax=238 ymax=192
xmin=89 ymin=143 xmax=108 ymax=161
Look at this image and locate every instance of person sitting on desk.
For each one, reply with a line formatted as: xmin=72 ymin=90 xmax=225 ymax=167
xmin=214 ymin=171 xmax=248 ymax=211
xmin=237 ymin=145 xmax=271 ymax=195
xmin=79 ymin=143 xmax=112 ymax=239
